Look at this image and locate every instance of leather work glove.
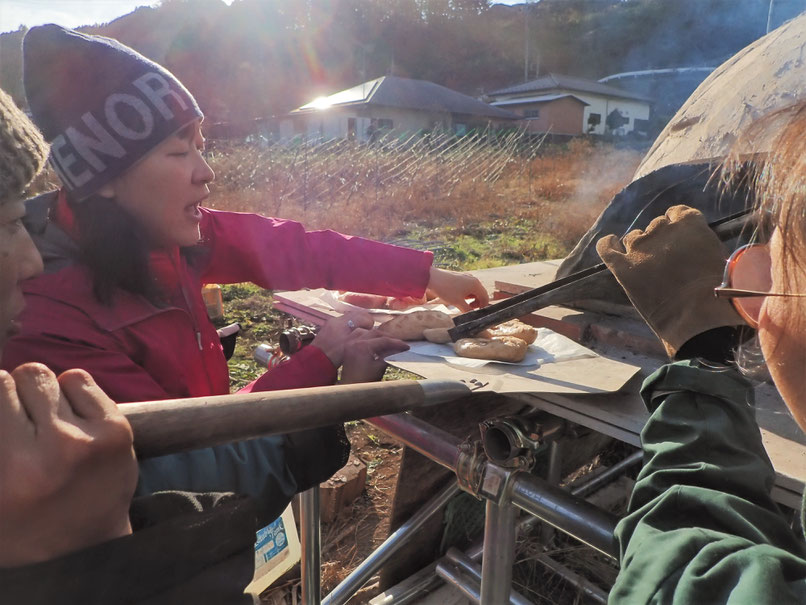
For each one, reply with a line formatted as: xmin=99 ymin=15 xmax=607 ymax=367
xmin=596 ymin=205 xmax=743 ymax=358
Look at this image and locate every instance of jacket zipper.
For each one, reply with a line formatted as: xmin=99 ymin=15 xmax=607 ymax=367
xmin=171 ymin=253 xmax=215 ymax=394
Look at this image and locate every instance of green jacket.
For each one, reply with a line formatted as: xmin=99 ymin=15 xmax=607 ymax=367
xmin=610 ymin=360 xmax=806 ymax=604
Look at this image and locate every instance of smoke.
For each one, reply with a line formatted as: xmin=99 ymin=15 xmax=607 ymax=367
xmin=593 ymin=0 xmax=806 ymax=130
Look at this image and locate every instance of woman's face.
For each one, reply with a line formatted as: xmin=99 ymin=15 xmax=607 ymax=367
xmin=0 ymin=200 xmax=43 ymax=355
xmin=758 ymin=228 xmax=806 ymax=430
xmin=100 ymin=119 xmax=214 ymax=249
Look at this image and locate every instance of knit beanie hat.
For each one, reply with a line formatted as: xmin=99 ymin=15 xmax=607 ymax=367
xmin=0 ymin=88 xmax=48 ymax=204
xmin=23 ymin=24 xmax=202 ymax=200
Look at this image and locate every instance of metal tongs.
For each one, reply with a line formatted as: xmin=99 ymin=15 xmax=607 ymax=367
xmin=448 ymin=208 xmax=755 ymax=342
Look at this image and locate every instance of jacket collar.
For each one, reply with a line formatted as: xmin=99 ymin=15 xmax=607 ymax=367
xmin=49 ymin=189 xmax=184 ymax=292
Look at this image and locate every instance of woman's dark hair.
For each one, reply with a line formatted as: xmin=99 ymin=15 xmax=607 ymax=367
xmin=67 ymin=191 xmax=159 ymax=305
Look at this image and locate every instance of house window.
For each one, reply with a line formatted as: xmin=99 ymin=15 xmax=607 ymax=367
xmin=524 ymin=109 xmax=540 ymax=119
xmin=633 ymin=118 xmax=650 ymax=134
xmin=587 ymin=113 xmax=601 ymax=126
xmin=378 ymin=118 xmax=394 ymax=130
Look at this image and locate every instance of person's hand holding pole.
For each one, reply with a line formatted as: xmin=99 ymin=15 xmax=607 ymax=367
xmin=0 ymin=364 xmax=137 ymax=567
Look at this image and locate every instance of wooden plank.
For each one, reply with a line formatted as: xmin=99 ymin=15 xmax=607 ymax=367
xmin=386 ymin=350 xmax=640 ymax=396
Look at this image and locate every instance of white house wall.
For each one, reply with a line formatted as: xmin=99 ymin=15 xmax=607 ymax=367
xmin=491 ymin=90 xmax=650 ymax=136
xmin=575 ymin=94 xmax=650 ymax=135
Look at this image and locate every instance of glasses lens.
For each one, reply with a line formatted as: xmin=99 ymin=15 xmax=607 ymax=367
xmin=730 ymin=244 xmax=772 ymax=326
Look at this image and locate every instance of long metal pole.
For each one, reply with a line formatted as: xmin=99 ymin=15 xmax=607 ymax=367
xmin=368 ymin=562 xmax=443 ymax=605
xmin=446 ymin=548 xmax=534 ymax=605
xmin=436 ymin=560 xmax=482 ymax=603
xmin=368 ymin=413 xmax=462 ymax=470
xmin=322 ymin=481 xmax=460 ymax=605
xmin=300 ymin=487 xmax=321 ymax=605
xmin=570 ymin=450 xmax=643 ymax=499
xmin=533 ymin=553 xmax=607 ymax=604
xmin=124 ymin=379 xmax=470 ymax=458
xmin=510 ymin=472 xmax=618 ymax=559
xmin=540 ymin=440 xmax=563 ymax=544
xmin=480 ymin=499 xmax=517 ymax=604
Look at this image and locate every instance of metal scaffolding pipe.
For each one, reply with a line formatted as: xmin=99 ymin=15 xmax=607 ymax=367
xmin=570 ymin=450 xmax=643 ymax=499
xmin=540 ymin=440 xmax=563 ymax=544
xmin=510 ymin=472 xmax=619 ymax=559
xmin=367 ymin=562 xmax=443 ymax=605
xmin=124 ymin=379 xmax=470 ymax=457
xmin=435 ymin=560 xmax=482 ymax=603
xmin=373 ymin=449 xmax=638 ymax=604
xmin=481 ymin=499 xmax=517 ymax=603
xmin=300 ymin=487 xmax=321 ymax=605
xmin=367 ymin=412 xmax=462 ymax=470
xmin=368 ymin=411 xmax=618 ymax=559
xmin=533 ymin=553 xmax=608 ymax=604
xmin=323 ymin=481 xmax=461 ymax=605
xmin=445 ymin=548 xmax=534 ymax=605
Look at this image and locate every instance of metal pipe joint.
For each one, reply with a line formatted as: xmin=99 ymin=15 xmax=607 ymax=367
xmin=479 ymin=413 xmax=566 ymax=467
xmin=455 ymin=440 xmax=520 ymax=506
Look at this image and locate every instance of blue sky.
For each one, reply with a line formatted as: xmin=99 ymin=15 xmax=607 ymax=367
xmin=0 ymin=0 xmax=523 ymax=35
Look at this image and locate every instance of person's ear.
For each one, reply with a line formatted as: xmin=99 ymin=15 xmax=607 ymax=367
xmin=97 ymin=182 xmax=116 ymax=199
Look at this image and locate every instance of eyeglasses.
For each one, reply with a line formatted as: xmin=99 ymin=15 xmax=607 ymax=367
xmin=714 ymin=243 xmax=806 ymax=329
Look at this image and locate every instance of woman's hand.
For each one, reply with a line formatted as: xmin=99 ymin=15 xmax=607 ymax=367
xmin=427 ymin=267 xmax=489 ymax=312
xmin=311 ymin=311 xmax=375 ymax=368
xmin=0 ymin=364 xmax=137 ymax=567
xmin=340 ymin=332 xmax=409 ymax=384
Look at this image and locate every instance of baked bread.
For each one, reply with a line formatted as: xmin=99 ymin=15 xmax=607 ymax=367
xmin=377 ymin=310 xmax=453 ymax=341
xmin=338 ymin=292 xmax=389 ymax=309
xmin=453 ymin=336 xmax=528 ymax=362
xmin=386 ymin=295 xmax=428 ymax=310
xmin=483 ymin=319 xmax=537 ymax=344
xmin=338 ymin=292 xmax=428 ymax=311
xmin=423 ymin=327 xmax=452 ymax=344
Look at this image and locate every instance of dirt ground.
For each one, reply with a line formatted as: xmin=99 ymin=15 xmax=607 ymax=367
xmin=260 ymin=422 xmax=634 ymax=605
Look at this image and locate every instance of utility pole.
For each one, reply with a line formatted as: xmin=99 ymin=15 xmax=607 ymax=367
xmin=524 ymin=3 xmax=530 ymax=82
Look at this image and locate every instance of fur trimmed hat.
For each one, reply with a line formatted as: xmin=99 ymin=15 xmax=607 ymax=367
xmin=0 ymin=88 xmax=48 ymax=204
xmin=23 ymin=24 xmax=202 ymax=200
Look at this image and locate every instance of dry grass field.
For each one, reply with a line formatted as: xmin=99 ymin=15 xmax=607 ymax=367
xmin=205 ymin=133 xmax=643 ymax=267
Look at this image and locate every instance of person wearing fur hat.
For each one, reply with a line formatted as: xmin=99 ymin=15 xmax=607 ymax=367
xmin=3 ymin=24 xmax=489 ymax=519
xmin=0 ymin=87 xmax=260 ymax=604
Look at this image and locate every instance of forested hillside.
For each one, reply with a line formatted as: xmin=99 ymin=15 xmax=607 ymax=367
xmin=1 ymin=0 xmax=803 ymax=126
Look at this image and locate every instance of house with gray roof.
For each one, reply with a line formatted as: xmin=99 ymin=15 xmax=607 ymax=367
xmin=280 ymin=76 xmax=519 ymax=142
xmin=487 ymin=73 xmax=653 ymax=136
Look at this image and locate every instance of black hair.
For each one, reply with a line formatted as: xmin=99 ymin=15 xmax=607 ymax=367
xmin=67 ymin=191 xmax=161 ymax=305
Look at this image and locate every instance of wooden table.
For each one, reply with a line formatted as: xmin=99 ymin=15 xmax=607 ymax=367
xmin=274 ymin=261 xmax=806 ymax=509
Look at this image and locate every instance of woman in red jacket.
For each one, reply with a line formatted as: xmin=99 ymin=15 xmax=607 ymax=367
xmin=0 ymin=86 xmax=260 ymax=604
xmin=6 ymin=24 xmax=488 ymax=520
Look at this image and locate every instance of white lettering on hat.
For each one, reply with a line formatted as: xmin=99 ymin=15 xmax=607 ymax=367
xmin=133 ymin=72 xmax=188 ymax=120
xmin=105 ymin=93 xmax=154 ymax=140
xmin=66 ymin=113 xmax=126 ymax=172
xmin=50 ymin=134 xmax=93 ymax=189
